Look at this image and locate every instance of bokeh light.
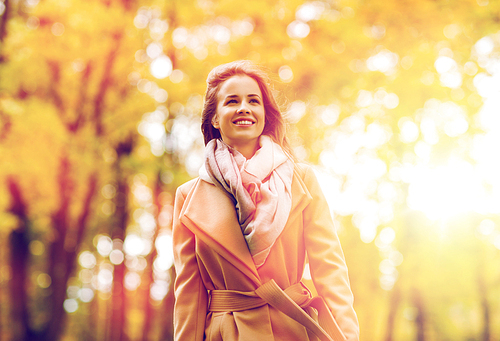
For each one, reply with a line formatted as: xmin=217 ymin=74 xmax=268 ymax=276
xmin=96 ymin=236 xmax=113 ymax=257
xmin=150 ymin=56 xmax=173 ymax=79
xmin=79 ymin=251 xmax=97 ymax=269
xmin=63 ymin=299 xmax=78 ymax=313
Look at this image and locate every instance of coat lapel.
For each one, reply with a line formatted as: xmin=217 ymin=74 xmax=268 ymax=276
xmin=180 ymin=167 xmax=312 ymax=286
xmin=180 ymin=179 xmax=261 ymax=283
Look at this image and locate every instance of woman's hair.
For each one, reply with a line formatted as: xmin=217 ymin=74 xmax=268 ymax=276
xmin=201 ymin=60 xmax=294 ymax=158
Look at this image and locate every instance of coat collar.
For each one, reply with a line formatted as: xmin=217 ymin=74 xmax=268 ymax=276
xmin=180 ymin=167 xmax=312 ymax=285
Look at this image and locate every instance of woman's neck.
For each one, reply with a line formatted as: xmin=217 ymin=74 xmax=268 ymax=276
xmin=231 ymin=140 xmax=260 ymax=159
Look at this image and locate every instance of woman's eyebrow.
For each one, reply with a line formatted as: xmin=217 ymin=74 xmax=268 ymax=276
xmin=224 ymin=94 xmax=261 ymax=100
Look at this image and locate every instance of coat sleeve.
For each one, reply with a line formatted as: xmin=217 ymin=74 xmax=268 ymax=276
xmin=172 ymin=184 xmax=208 ymax=341
xmin=302 ymin=166 xmax=360 ymax=341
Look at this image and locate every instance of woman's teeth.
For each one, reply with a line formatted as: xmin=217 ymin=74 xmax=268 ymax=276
xmin=234 ymin=120 xmax=253 ymax=125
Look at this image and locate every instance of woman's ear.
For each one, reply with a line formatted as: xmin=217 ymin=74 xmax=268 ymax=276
xmin=212 ymin=115 xmax=220 ymax=129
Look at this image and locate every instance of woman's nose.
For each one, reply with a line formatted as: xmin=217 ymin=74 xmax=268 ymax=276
xmin=237 ymin=102 xmax=250 ymax=114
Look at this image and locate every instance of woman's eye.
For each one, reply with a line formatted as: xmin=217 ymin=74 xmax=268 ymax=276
xmin=250 ymin=99 xmax=260 ymax=104
xmin=226 ymin=99 xmax=237 ymax=104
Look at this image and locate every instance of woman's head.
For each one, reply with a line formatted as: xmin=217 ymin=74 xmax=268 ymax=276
xmin=201 ymin=61 xmax=292 ymax=156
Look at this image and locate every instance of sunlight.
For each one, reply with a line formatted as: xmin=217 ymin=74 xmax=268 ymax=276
xmin=434 ymin=56 xmax=456 ymax=74
xmin=124 ymin=272 xmax=141 ymax=291
xmin=79 ymin=288 xmax=94 ymax=303
xmin=153 ymin=255 xmax=173 ymax=272
xmin=155 ymin=234 xmax=174 ymax=271
xmin=97 ymin=267 xmax=113 ymax=291
xmin=366 ymin=49 xmax=399 ymax=75
xmin=212 ymin=25 xmax=231 ymax=44
xmin=478 ymin=219 xmax=495 ymax=236
xmin=124 ymin=234 xmax=145 ymax=257
xmin=63 ymin=299 xmax=78 ymax=313
xmin=146 ymin=42 xmax=163 ymax=59
xmin=286 ymin=100 xmax=306 ymax=123
xmin=29 ymin=240 xmax=45 ymax=256
xmin=79 ymin=251 xmax=97 ymax=269
xmin=36 ymin=273 xmax=51 ymax=288
xmin=407 ymin=158 xmax=484 ymax=220
xmin=96 ymin=236 xmax=113 ymax=257
xmin=150 ymin=280 xmax=169 ymax=301
xmin=295 ymin=2 xmax=325 ymax=22
xmin=170 ymin=69 xmax=184 ymax=83
xmin=399 ymin=118 xmax=419 ymax=143
xmin=134 ymin=9 xmax=149 ymax=29
xmin=109 ymin=250 xmax=124 ymax=265
xmin=155 ymin=234 xmax=173 ymax=256
xmin=434 ymin=55 xmax=462 ymax=88
xmin=287 ymin=20 xmax=310 ymax=39
xmin=232 ymin=19 xmax=254 ymax=36
xmin=317 ymin=104 xmax=340 ymax=126
xmin=150 ymin=55 xmax=173 ymax=79
xmin=149 ymin=18 xmax=169 ymax=40
xmin=279 ymin=65 xmax=294 ymax=83
xmin=172 ymin=27 xmax=189 ymax=48
xmin=474 ymin=36 xmax=494 ymax=55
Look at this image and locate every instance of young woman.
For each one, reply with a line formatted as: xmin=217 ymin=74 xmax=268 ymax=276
xmin=172 ymin=60 xmax=359 ymax=341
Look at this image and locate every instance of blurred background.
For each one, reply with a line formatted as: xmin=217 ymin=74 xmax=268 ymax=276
xmin=1 ymin=0 xmax=500 ymax=340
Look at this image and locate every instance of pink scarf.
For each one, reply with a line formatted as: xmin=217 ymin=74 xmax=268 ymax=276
xmin=200 ymin=136 xmax=294 ymax=268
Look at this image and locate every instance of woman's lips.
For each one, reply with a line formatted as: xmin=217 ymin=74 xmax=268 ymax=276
xmin=233 ymin=119 xmax=255 ymax=126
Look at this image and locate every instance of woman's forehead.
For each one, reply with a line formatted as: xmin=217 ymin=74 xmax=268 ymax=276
xmin=217 ymin=75 xmax=262 ymax=99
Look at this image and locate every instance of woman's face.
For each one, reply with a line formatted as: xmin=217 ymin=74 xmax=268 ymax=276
xmin=212 ymin=75 xmax=265 ymax=154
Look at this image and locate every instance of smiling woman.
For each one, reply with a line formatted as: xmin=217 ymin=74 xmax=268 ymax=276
xmin=171 ymin=60 xmax=359 ymax=341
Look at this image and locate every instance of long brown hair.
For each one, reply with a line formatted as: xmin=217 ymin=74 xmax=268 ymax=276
xmin=201 ymin=60 xmax=294 ymax=158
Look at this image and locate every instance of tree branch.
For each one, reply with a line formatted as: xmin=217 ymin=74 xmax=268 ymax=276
xmin=0 ymin=0 xmax=10 ymax=45
xmin=93 ymin=32 xmax=123 ymax=136
xmin=68 ymin=61 xmax=93 ymax=133
xmin=0 ymin=109 xmax=12 ymax=141
xmin=47 ymin=60 xmax=66 ymax=117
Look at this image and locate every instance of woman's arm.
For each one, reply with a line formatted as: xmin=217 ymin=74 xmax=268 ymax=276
xmin=172 ymin=184 xmax=208 ymax=341
xmin=302 ymin=166 xmax=360 ymax=341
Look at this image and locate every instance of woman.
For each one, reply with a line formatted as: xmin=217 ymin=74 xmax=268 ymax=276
xmin=172 ymin=60 xmax=359 ymax=341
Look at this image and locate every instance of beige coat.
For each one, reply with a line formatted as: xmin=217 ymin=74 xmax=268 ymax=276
xmin=173 ymin=163 xmax=359 ymax=341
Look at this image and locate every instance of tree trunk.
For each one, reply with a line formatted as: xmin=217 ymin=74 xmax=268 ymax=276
xmin=109 ymin=177 xmax=128 ymax=341
xmin=477 ymin=267 xmax=490 ymax=341
xmin=109 ymin=138 xmax=133 ymax=341
xmin=159 ymin=266 xmax=175 ymax=341
xmin=6 ymin=159 xmax=98 ymax=341
xmin=41 ymin=156 xmax=74 ymax=341
xmin=6 ymin=177 xmax=31 ymax=340
xmin=412 ymin=287 xmax=426 ymax=341
xmin=140 ymin=171 xmax=163 ymax=341
xmin=384 ymin=285 xmax=401 ymax=341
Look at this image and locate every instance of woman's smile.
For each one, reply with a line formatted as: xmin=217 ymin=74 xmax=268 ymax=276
xmin=233 ymin=119 xmax=255 ymax=126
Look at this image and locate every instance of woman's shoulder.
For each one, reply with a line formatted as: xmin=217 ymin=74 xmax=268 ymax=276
xmin=292 ymin=162 xmax=325 ymax=196
xmin=293 ymin=162 xmax=314 ymax=179
xmin=176 ymin=177 xmax=200 ymax=197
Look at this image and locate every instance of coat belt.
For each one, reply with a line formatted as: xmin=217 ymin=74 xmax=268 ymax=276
xmin=208 ymin=280 xmax=347 ymax=341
